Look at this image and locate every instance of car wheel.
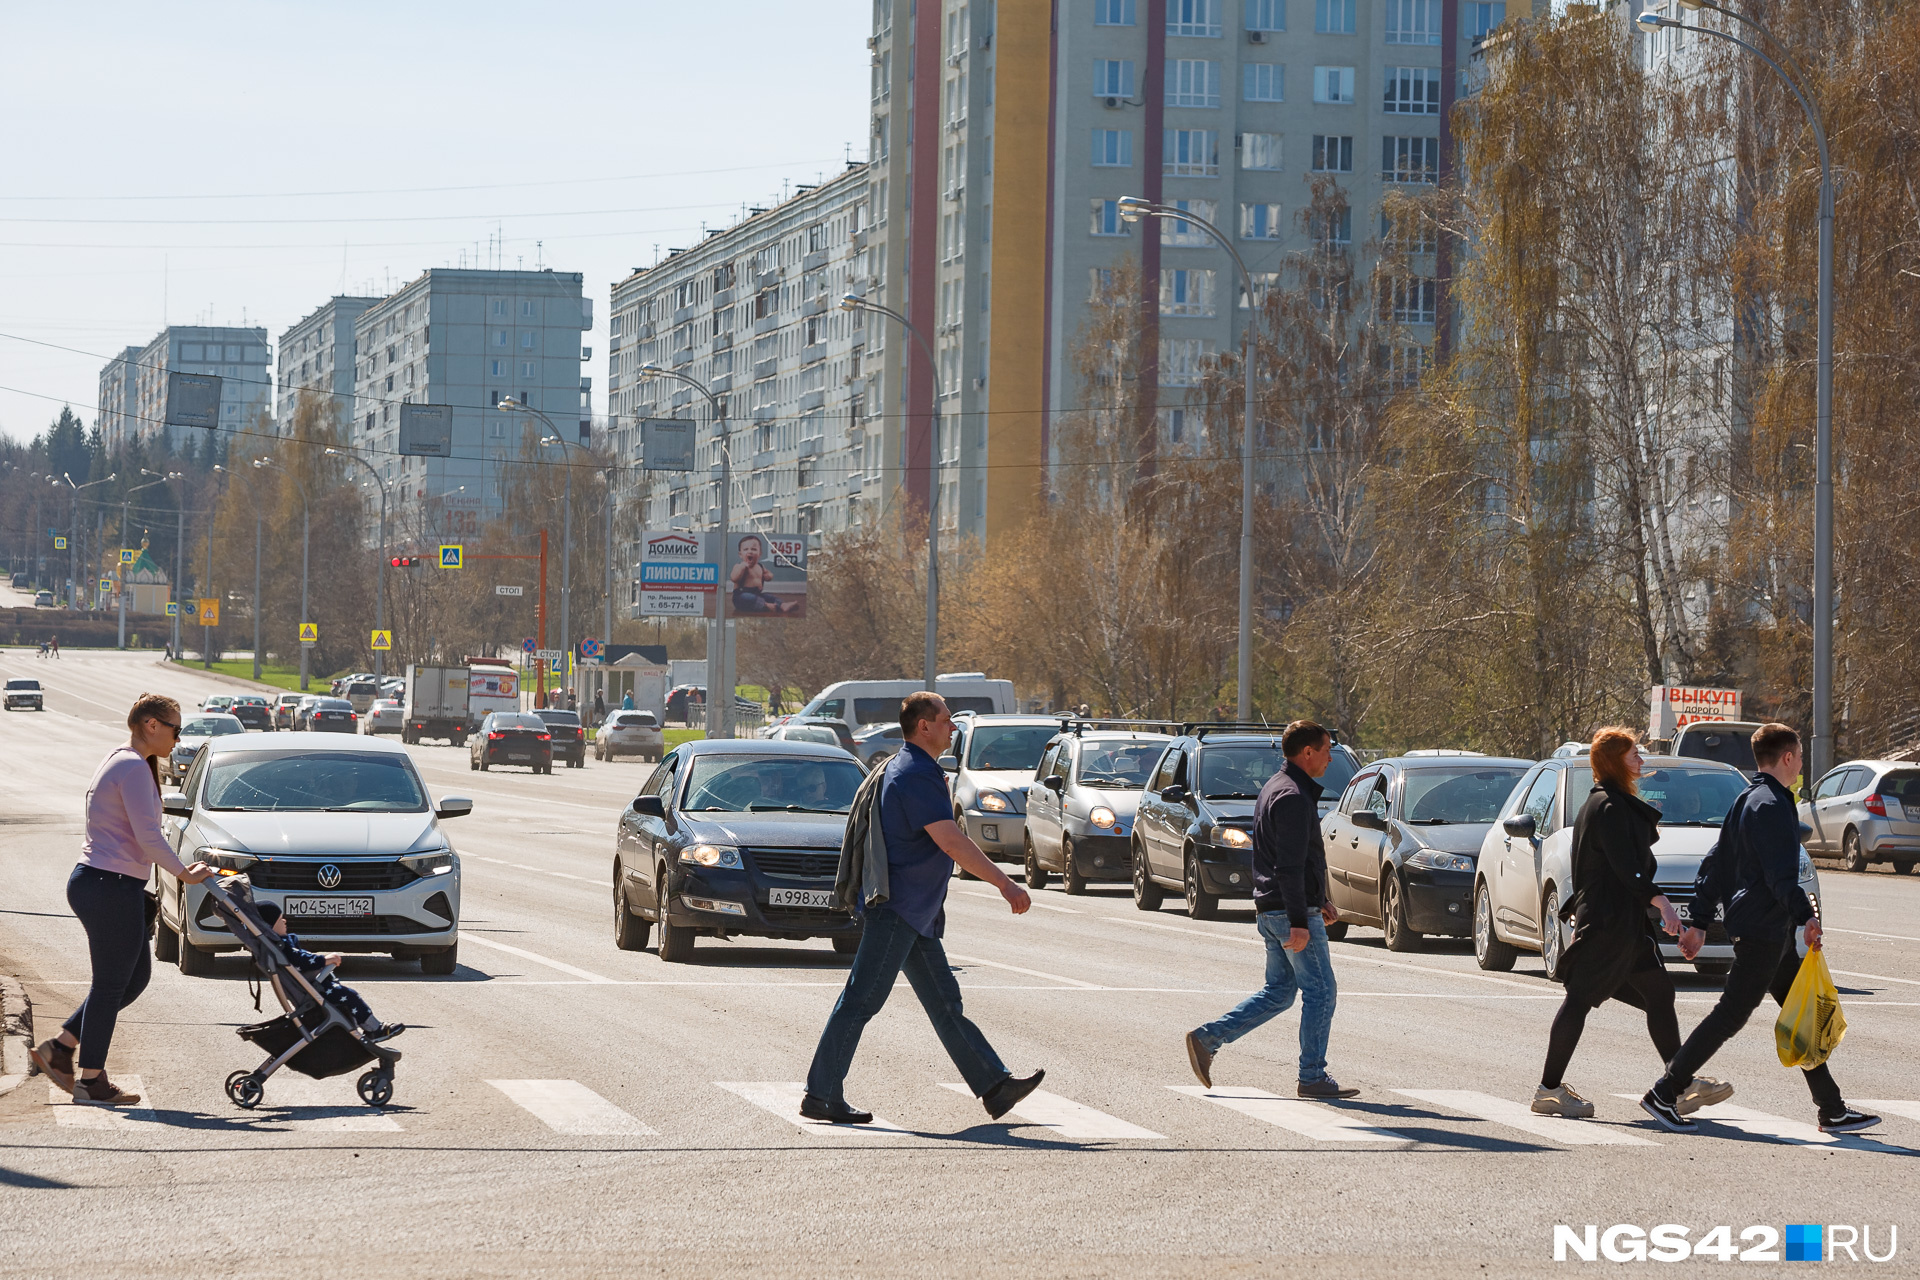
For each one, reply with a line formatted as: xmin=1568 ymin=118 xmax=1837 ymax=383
xmin=153 ymin=910 xmax=180 ymax=962
xmin=1060 ymin=838 xmax=1086 ymax=895
xmin=831 ymin=932 xmax=862 ymax=955
xmin=1693 ymin=960 xmax=1732 ymax=977
xmin=614 ymin=875 xmax=650 ymax=952
xmin=656 ymin=900 xmax=695 ymax=964
xmin=1895 ymin=860 xmax=1915 ymax=876
xmin=1842 ymin=827 xmax=1869 ymax=873
xmin=179 ymin=935 xmax=215 ymax=976
xmin=1132 ymin=839 xmax=1165 ymax=911
xmin=1184 ymin=848 xmax=1219 ymax=920
xmin=1382 ymin=872 xmax=1422 ymax=952
xmin=1023 ymin=835 xmax=1048 ymax=890
xmin=1473 ymin=881 xmax=1517 ymax=972
xmin=1540 ymin=886 xmax=1567 ymax=981
xmin=419 ymin=944 xmax=458 ymax=975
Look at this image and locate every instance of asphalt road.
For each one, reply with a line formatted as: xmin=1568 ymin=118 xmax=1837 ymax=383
xmin=2 ymin=651 xmax=1918 ymax=1278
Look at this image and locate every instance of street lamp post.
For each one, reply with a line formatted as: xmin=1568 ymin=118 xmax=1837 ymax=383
xmin=54 ymin=473 xmax=115 ymax=612
xmin=255 ymin=458 xmax=312 ymax=690
xmin=116 ymin=476 xmax=170 ymax=649
xmin=141 ymin=469 xmax=186 ymax=658
xmin=838 ymin=293 xmax=941 ymax=689
xmin=1117 ymin=196 xmax=1260 ymax=722
xmin=326 ymin=448 xmax=392 ymax=677
xmin=636 ymin=365 xmax=733 ymax=738
xmin=1637 ymin=4 xmax=1835 ymax=777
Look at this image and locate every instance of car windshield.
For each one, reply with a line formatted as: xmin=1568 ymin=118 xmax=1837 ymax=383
xmin=1197 ymin=744 xmax=1285 ymax=798
xmin=681 ymin=753 xmax=866 ymax=813
xmin=1565 ymin=765 xmax=1748 ymax=825
xmin=965 ymin=725 xmax=1057 ymax=771
xmin=202 ymin=750 xmax=428 ymax=811
xmin=536 ymin=711 xmax=580 ymax=726
xmin=1399 ymin=766 xmax=1531 ymax=824
xmin=5 ymin=679 xmax=39 ymax=690
xmin=1075 ymin=740 xmax=1166 ymax=789
xmin=1321 ymin=747 xmax=1358 ymax=797
xmin=183 ymin=716 xmax=244 ymax=738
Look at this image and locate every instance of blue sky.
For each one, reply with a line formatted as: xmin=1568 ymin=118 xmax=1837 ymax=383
xmin=0 ymin=1 xmax=871 ymax=442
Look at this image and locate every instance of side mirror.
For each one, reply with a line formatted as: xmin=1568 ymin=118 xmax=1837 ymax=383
xmin=938 ymin=754 xmax=958 ymax=772
xmin=435 ymin=797 xmax=474 ymax=820
xmin=1042 ymin=775 xmax=1066 ymax=793
xmin=161 ymin=792 xmax=193 ymax=818
xmin=1502 ymin=813 xmax=1538 ymax=839
xmin=1161 ymin=783 xmax=1192 ymax=806
xmin=1351 ymin=809 xmax=1389 ymax=832
xmin=631 ymin=794 xmax=666 ymax=818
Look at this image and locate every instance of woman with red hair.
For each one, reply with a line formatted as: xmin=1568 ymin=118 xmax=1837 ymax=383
xmin=1530 ymin=727 xmax=1730 ymax=1119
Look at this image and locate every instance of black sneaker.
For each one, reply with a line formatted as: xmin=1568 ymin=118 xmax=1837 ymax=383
xmin=1640 ymin=1087 xmax=1698 ymax=1133
xmin=364 ymin=1022 xmax=406 ymax=1042
xmin=983 ymin=1069 xmax=1045 ymax=1120
xmin=1819 ymin=1108 xmax=1882 ymax=1135
xmin=798 ymin=1093 xmax=873 ymax=1125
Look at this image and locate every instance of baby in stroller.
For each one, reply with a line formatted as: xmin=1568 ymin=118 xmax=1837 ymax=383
xmin=255 ymin=903 xmax=404 ymax=1042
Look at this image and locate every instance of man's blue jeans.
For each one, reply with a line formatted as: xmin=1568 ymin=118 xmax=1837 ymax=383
xmin=1192 ymin=911 xmax=1338 ymax=1083
xmin=806 ymin=906 xmax=1010 ymax=1105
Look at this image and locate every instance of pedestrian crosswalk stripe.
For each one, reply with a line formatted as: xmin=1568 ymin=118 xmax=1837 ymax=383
xmin=715 ymin=1082 xmax=912 ymax=1137
xmin=1169 ymin=1085 xmax=1414 ymax=1144
xmin=1613 ymin=1096 xmax=1919 ymax=1153
xmin=487 ymin=1079 xmax=657 ymax=1136
xmin=939 ymin=1084 xmax=1166 ymax=1140
xmin=253 ymin=1075 xmax=403 ymax=1132
xmin=1854 ymin=1100 xmax=1920 ymax=1125
xmin=1395 ymin=1089 xmax=1658 ymax=1146
xmin=49 ymin=1075 xmax=152 ymax=1130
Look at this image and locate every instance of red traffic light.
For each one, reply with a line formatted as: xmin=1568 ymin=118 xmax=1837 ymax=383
xmin=389 ymin=556 xmax=421 ymax=568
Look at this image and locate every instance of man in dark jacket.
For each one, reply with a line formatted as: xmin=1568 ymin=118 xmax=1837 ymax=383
xmin=1641 ymin=723 xmax=1879 ymax=1135
xmin=1184 ymin=721 xmax=1355 ymax=1099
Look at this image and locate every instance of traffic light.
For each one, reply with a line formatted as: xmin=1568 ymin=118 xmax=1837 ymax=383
xmin=390 ymin=556 xmax=422 ymax=568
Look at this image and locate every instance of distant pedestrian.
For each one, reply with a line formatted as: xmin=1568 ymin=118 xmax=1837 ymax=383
xmin=1530 ymin=727 xmax=1728 ymax=1119
xmin=621 ymin=690 xmax=634 ymax=711
xmin=1642 ymin=723 xmax=1881 ymax=1135
xmin=1184 ymin=720 xmax=1357 ymax=1099
xmin=36 ymin=640 xmax=47 ymax=659
xmin=806 ymin=692 xmax=1043 ymax=1124
xmin=28 ymin=693 xmax=214 ymax=1104
xmin=567 ymin=690 xmax=578 ymax=713
xmin=592 ymin=690 xmax=606 ymax=726
xmin=49 ymin=635 xmax=60 ymax=659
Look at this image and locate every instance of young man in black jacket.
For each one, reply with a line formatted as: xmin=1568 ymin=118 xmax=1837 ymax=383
xmin=1184 ymin=721 xmax=1356 ymax=1099
xmin=1641 ymin=722 xmax=1879 ymax=1135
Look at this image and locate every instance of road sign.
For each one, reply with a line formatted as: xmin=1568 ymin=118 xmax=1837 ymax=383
xmin=165 ymin=371 xmax=222 ymax=429
xmin=97 ymin=577 xmax=111 ymax=592
xmin=398 ymin=403 xmax=454 ymax=457
xmin=166 ymin=602 xmax=178 ymax=617
xmin=521 ymin=636 xmax=537 ymax=655
xmin=119 ymin=548 xmax=137 ymax=565
xmin=535 ymin=649 xmax=565 ymax=663
xmin=196 ymin=598 xmax=219 ymax=626
xmin=53 ymin=536 xmax=66 ymax=550
xmin=299 ymin=622 xmax=318 ymax=643
xmin=580 ymin=637 xmax=602 ymax=660
xmin=370 ymin=630 xmax=392 ymax=651
xmin=438 ymin=544 xmax=463 ymax=569
xmin=640 ymin=417 xmax=696 ymax=471
xmin=495 ymin=584 xmax=523 ymax=597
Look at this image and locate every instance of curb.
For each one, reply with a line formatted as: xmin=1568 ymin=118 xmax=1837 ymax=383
xmin=0 ymin=973 xmax=32 ymax=1098
xmin=162 ymin=658 xmax=289 ymax=694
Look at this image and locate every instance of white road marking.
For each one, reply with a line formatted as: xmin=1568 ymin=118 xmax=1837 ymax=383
xmin=1116 ymin=916 xmax=1548 ymax=992
xmin=1395 ymin=1089 xmax=1657 ymax=1146
xmin=951 ymin=887 xmax=1079 ymax=914
xmin=1169 ymin=1085 xmax=1414 ymax=1144
xmin=1825 ymin=926 xmax=1920 ymax=943
xmin=1854 ymin=1100 xmax=1920 ymax=1124
xmin=49 ymin=1074 xmax=153 ymax=1129
xmin=938 ymin=1083 xmax=1165 ymax=1140
xmin=457 ymin=931 xmax=618 ymax=983
xmin=945 ymin=952 xmax=1105 ymax=989
xmin=254 ymin=1074 xmax=404 ymax=1131
xmin=1611 ymin=1096 xmax=1920 ymax=1152
xmin=487 ymin=1079 xmax=658 ymax=1136
xmin=715 ymin=1081 xmax=911 ymax=1137
xmin=466 ymin=854 xmax=610 ymax=885
xmin=1830 ymin=968 xmax=1920 ymax=988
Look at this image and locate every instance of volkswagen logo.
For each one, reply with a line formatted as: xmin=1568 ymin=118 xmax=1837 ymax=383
xmin=317 ymin=864 xmax=343 ymax=889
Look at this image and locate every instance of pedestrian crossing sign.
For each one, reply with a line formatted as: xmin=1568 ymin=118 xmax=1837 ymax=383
xmin=299 ymin=622 xmax=318 ymax=643
xmin=53 ymin=536 xmax=66 ymax=550
xmin=166 ymin=602 xmax=178 ymax=617
xmin=119 ymin=548 xmax=136 ymax=564
xmin=371 ymin=629 xmax=392 ymax=650
xmin=98 ymin=577 xmax=111 ymax=592
xmin=439 ymin=544 xmax=463 ymax=569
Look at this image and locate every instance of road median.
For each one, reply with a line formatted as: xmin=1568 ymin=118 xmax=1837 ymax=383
xmin=0 ymin=971 xmax=32 ymax=1098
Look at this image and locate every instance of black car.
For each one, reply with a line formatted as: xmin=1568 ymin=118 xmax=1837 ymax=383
xmin=470 ymin=711 xmax=554 ymax=773
xmin=613 ymin=739 xmax=867 ymax=962
xmin=534 ymin=709 xmax=587 ymax=768
xmin=304 ymin=697 xmax=359 ymax=733
xmin=1131 ymin=726 xmax=1361 ymax=919
xmin=229 ymin=697 xmax=273 ymax=731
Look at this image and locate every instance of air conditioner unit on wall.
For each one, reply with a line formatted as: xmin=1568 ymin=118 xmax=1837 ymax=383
xmin=1105 ymin=96 xmax=1122 ymax=109
xmin=1247 ymin=29 xmax=1267 ymax=43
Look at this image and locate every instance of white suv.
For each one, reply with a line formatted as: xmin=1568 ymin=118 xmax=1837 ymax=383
xmin=595 ymin=710 xmax=664 ymax=762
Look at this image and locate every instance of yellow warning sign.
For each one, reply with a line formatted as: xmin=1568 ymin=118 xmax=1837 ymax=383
xmin=196 ymin=598 xmax=220 ymax=626
xmin=299 ymin=622 xmax=319 ymax=643
xmin=370 ymin=630 xmax=392 ymax=651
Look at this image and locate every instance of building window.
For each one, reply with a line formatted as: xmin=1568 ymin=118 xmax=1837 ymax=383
xmin=1095 ymin=0 xmax=1136 ymax=26
xmin=1386 ymin=276 xmax=1438 ymax=324
xmin=1090 ymin=266 xmax=1117 ymax=299
xmin=1384 ymin=66 xmax=1442 ymax=114
xmin=1090 ymin=198 xmax=1127 ymax=235
xmin=1164 ymin=129 xmax=1220 ymax=176
xmin=1383 ymin=135 xmax=1439 ymax=183
xmin=1091 ymin=128 xmax=1134 ymax=167
xmin=490 ymin=299 xmax=508 ymax=317
xmin=1165 ymin=407 xmax=1187 ymax=444
xmin=1312 ymin=134 xmax=1355 ymax=171
xmin=1385 ymin=343 xmax=1428 ymax=389
xmin=1382 ymin=209 xmax=1439 ymax=253
xmin=1313 ymin=67 xmax=1355 ymax=103
xmin=1245 ymin=0 xmax=1285 ymax=32
xmin=1159 ymin=338 xmax=1214 ymax=385
xmin=1240 ymin=202 xmax=1283 ymax=239
xmin=520 ymin=299 xmax=537 ymax=318
xmin=1316 ymin=0 xmax=1355 ymax=34
xmin=1468 ymin=1 xmax=1506 ymax=40
xmin=1241 ymin=132 xmax=1283 ymax=170
xmin=492 ymin=330 xmax=508 ymax=348
xmin=1094 ymin=58 xmax=1135 ymax=98
xmin=1166 ymin=0 xmax=1221 ymax=37
xmin=520 ymin=331 xmax=537 ymax=350
xmin=1385 ymin=0 xmax=1442 ymax=45
xmin=521 ymin=360 xmax=537 ymax=378
xmin=489 ymin=359 xmax=505 ymax=378
xmin=1238 ymin=272 xmax=1281 ymax=308
xmin=1311 ymin=205 xmax=1352 ymax=247
xmin=1166 ymin=59 xmax=1221 ymax=107
xmin=1243 ymin=63 xmax=1284 ymax=101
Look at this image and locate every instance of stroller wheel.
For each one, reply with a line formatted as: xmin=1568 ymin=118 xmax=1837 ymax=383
xmin=226 ymin=1070 xmax=264 ymax=1110
xmin=357 ymin=1069 xmax=394 ymax=1108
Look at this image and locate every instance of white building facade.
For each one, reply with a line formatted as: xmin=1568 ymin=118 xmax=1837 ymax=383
xmin=277 ymin=296 xmax=380 ymax=430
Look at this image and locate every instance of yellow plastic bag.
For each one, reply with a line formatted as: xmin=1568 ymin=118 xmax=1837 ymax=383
xmin=1776 ymin=947 xmax=1847 ymax=1069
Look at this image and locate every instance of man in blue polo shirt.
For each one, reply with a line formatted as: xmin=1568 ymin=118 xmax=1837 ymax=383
xmin=803 ymin=691 xmax=1044 ymax=1124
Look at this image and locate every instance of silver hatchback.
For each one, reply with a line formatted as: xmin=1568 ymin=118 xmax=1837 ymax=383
xmin=1799 ymin=760 xmax=1920 ymax=874
xmin=595 ymin=709 xmax=664 ymax=762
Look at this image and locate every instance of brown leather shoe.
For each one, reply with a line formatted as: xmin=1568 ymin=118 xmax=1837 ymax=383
xmin=1185 ymin=1031 xmax=1214 ymax=1089
xmin=1297 ymin=1076 xmax=1359 ymax=1100
xmin=72 ymin=1074 xmax=141 ymax=1106
xmin=28 ymin=1039 xmax=75 ymax=1092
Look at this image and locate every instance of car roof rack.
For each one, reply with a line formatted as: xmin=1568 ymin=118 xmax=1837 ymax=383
xmin=1183 ymin=721 xmax=1281 ymax=739
xmin=1056 ymin=716 xmax=1184 ymax=737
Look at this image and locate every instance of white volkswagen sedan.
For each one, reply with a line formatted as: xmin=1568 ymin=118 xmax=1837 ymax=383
xmin=155 ymin=733 xmax=471 ymax=975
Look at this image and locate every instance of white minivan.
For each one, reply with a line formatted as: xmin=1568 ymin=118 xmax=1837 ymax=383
xmin=788 ymin=675 xmax=1018 ymax=730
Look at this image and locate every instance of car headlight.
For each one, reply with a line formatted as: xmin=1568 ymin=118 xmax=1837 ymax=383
xmin=401 ymin=850 xmax=455 ymax=877
xmin=196 ymin=848 xmax=256 ymax=872
xmin=1407 ymin=848 xmax=1475 ymax=873
xmin=1798 ymin=850 xmax=1814 ymax=881
xmin=680 ymin=844 xmax=743 ymax=868
xmin=1089 ymin=805 xmax=1117 ymax=829
xmin=1216 ymin=826 xmax=1252 ymax=849
xmin=978 ymin=792 xmax=1009 ymax=812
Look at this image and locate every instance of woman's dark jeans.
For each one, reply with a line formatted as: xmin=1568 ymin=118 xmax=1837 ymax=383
xmin=62 ymin=864 xmax=152 ymax=1071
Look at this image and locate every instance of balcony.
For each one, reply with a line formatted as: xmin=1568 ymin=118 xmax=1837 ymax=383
xmin=753 ymin=358 xmax=779 ymax=380
xmin=750 ymin=493 xmax=777 ymax=515
xmin=802 ymin=295 xmax=829 ymax=317
xmin=798 ymin=390 xmax=826 ymax=411
xmin=673 ymin=304 xmax=699 ymax=325
xmin=670 ymin=347 xmax=696 ymax=368
xmin=708 ymin=373 xmax=732 ymax=394
xmin=753 ymin=449 xmax=778 ymax=469
xmin=712 ymin=288 xmax=734 ymax=309
xmin=802 ymin=249 xmax=829 ymax=272
xmin=798 ymin=436 xmax=823 ymax=458
xmin=753 ymin=314 xmax=781 ymax=335
xmin=712 ymin=331 xmax=732 ymax=352
xmin=670 ymin=389 xmax=693 ymax=409
xmin=752 ymin=404 xmax=777 ymax=421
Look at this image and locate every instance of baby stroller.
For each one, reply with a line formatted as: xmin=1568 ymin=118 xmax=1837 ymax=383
xmin=199 ymin=874 xmax=402 ymax=1109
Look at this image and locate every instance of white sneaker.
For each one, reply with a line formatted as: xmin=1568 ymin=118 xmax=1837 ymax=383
xmin=1531 ymin=1084 xmax=1596 ymax=1118
xmin=1676 ymin=1076 xmax=1733 ymax=1115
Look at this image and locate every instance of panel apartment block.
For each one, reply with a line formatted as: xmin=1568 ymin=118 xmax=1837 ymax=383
xmin=277 ymin=296 xmax=380 ymax=429
xmin=100 ymin=326 xmax=273 ymax=453
xmin=96 ymin=347 xmax=141 ymax=455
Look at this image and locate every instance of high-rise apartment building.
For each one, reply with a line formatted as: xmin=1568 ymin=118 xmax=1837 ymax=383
xmin=348 ymin=268 xmax=591 ymax=541
xmin=96 ymin=326 xmax=274 ymax=453
xmin=277 ymin=296 xmax=381 ymax=429
xmin=96 ymin=347 xmax=141 ymax=454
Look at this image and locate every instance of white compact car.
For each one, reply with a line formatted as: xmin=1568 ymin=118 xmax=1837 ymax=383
xmin=1473 ymin=755 xmax=1820 ymax=977
xmin=595 ymin=709 xmax=664 ymax=762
